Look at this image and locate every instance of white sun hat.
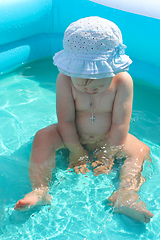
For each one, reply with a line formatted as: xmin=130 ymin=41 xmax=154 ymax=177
xmin=53 ymin=16 xmax=132 ymax=79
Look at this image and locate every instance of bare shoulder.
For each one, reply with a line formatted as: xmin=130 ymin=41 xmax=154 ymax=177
xmin=113 ymin=72 xmax=133 ymax=89
xmin=56 ymin=73 xmax=72 ymax=87
xmin=112 ymin=72 xmax=133 ymax=103
xmin=56 ymin=73 xmax=73 ymax=101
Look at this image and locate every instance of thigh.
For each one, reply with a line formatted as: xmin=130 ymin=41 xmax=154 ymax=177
xmin=116 ymin=133 xmax=150 ymax=163
xmin=31 ymin=123 xmax=65 ymax=163
xmin=42 ymin=123 xmax=65 ymax=151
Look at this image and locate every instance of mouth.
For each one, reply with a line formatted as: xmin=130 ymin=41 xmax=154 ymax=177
xmin=86 ymin=92 xmax=97 ymax=94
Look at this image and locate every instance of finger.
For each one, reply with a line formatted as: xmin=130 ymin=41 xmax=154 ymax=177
xmin=80 ymin=168 xmax=86 ymax=175
xmin=89 ymin=155 xmax=94 ymax=163
xmin=67 ymin=162 xmax=80 ymax=170
xmin=93 ymin=166 xmax=108 ymax=176
xmin=67 ymin=166 xmax=74 ymax=172
xmin=85 ymin=167 xmax=90 ymax=173
xmin=91 ymin=162 xmax=97 ymax=168
xmin=80 ymin=165 xmax=90 ymax=175
xmin=93 ymin=171 xmax=100 ymax=176
xmin=145 ymin=217 xmax=150 ymax=223
xmin=74 ymin=169 xmax=80 ymax=175
xmin=91 ymin=160 xmax=102 ymax=168
xmin=67 ymin=163 xmax=74 ymax=169
xmin=79 ymin=164 xmax=87 ymax=174
xmin=93 ymin=169 xmax=106 ymax=176
xmin=73 ymin=166 xmax=80 ymax=174
xmin=93 ymin=169 xmax=104 ymax=176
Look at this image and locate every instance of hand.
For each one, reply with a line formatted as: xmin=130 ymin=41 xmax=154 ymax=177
xmin=68 ymin=149 xmax=90 ymax=175
xmin=95 ymin=140 xmax=123 ymax=160
xmin=91 ymin=148 xmax=114 ymax=176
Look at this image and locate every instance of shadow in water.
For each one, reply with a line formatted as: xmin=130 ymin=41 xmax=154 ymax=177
xmin=16 ymin=57 xmax=58 ymax=93
xmin=9 ymin=206 xmax=42 ymax=226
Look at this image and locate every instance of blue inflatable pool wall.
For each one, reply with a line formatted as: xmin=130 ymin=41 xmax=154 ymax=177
xmin=0 ymin=0 xmax=160 ymax=87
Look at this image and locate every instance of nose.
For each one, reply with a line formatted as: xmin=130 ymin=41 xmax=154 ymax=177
xmin=85 ymin=88 xmax=97 ymax=93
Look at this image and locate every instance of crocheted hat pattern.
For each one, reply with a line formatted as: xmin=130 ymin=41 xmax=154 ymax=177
xmin=53 ymin=16 xmax=132 ymax=79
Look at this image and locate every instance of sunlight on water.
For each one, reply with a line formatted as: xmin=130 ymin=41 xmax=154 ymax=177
xmin=0 ymin=58 xmax=160 ymax=240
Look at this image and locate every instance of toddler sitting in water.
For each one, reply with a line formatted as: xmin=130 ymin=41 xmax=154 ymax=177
xmin=14 ymin=16 xmax=153 ymax=223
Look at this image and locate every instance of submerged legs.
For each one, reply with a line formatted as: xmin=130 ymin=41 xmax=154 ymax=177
xmin=108 ymin=134 xmax=154 ymax=223
xmin=14 ymin=124 xmax=63 ymax=211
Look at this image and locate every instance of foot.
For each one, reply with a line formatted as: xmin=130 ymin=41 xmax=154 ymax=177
xmin=14 ymin=187 xmax=51 ymax=211
xmin=108 ymin=189 xmax=154 ymax=223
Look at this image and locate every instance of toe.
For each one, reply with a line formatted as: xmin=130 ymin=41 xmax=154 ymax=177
xmin=144 ymin=210 xmax=154 ymax=222
xmin=145 ymin=217 xmax=150 ymax=223
xmin=14 ymin=200 xmax=30 ymax=211
xmin=145 ymin=210 xmax=154 ymax=218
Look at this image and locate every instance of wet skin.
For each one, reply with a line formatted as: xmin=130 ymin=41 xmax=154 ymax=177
xmin=14 ymin=73 xmax=154 ymax=223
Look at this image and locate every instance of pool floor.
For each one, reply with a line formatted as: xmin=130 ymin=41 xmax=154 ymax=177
xmin=0 ymin=58 xmax=160 ymax=240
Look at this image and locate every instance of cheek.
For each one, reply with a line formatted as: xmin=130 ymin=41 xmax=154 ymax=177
xmin=75 ymin=86 xmax=85 ymax=92
xmin=79 ymin=88 xmax=86 ymax=92
xmin=98 ymin=87 xmax=107 ymax=93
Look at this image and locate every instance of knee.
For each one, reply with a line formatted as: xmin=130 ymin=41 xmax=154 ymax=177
xmin=133 ymin=142 xmax=151 ymax=162
xmin=33 ymin=125 xmax=63 ymax=151
xmin=141 ymin=143 xmax=150 ymax=158
xmin=34 ymin=128 xmax=51 ymax=144
xmin=33 ymin=126 xmax=57 ymax=146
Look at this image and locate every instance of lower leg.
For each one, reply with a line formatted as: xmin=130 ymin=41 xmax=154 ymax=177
xmin=14 ymin=124 xmax=63 ymax=211
xmin=108 ymin=134 xmax=154 ymax=223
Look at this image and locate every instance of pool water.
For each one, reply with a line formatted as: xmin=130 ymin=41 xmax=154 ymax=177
xmin=0 ymin=58 xmax=160 ymax=240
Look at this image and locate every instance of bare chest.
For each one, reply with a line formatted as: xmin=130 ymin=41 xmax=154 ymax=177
xmin=73 ymin=89 xmax=116 ymax=114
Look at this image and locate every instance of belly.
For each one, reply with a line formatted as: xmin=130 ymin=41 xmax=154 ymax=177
xmin=75 ymin=111 xmax=111 ymax=144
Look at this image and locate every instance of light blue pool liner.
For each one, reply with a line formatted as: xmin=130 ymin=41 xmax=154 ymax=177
xmin=0 ymin=1 xmax=160 ymax=239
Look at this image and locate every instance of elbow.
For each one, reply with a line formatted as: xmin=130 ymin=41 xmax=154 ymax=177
xmin=112 ymin=123 xmax=129 ymax=133
xmin=109 ymin=123 xmax=129 ymax=146
xmin=57 ymin=120 xmax=75 ymax=132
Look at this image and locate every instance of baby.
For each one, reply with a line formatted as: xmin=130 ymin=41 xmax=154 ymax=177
xmin=14 ymin=17 xmax=153 ymax=223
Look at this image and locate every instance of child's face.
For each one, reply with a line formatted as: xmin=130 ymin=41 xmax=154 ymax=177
xmin=71 ymin=77 xmax=112 ymax=94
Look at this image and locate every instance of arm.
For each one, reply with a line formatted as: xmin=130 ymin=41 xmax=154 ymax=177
xmin=105 ymin=72 xmax=133 ymax=157
xmin=56 ymin=73 xmax=87 ymax=161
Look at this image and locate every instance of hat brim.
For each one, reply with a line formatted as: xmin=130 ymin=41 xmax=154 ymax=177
xmin=53 ymin=50 xmax=132 ymax=79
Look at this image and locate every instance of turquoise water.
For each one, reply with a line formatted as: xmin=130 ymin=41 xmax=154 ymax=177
xmin=0 ymin=58 xmax=160 ymax=239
